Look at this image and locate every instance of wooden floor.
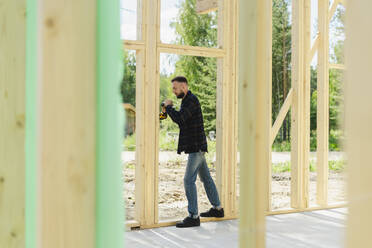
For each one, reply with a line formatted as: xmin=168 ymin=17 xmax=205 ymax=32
xmin=125 ymin=208 xmax=346 ymax=248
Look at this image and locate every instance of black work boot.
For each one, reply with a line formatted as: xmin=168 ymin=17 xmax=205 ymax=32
xmin=176 ymin=216 xmax=200 ymax=228
xmin=200 ymin=207 xmax=224 ymax=218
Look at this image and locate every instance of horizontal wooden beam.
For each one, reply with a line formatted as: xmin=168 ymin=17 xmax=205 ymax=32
xmin=196 ymin=0 xmax=218 ymax=14
xmin=266 ymin=203 xmax=347 ymax=216
xmin=157 ymin=43 xmax=225 ymax=57
xmin=329 ymin=63 xmax=346 ymax=70
xmin=123 ymin=40 xmax=145 ymax=50
xmin=270 ymin=88 xmax=293 ymax=145
xmin=126 ymin=202 xmax=347 ymax=229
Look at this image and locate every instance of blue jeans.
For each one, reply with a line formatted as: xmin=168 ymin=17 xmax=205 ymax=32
xmin=184 ymin=152 xmax=221 ymax=216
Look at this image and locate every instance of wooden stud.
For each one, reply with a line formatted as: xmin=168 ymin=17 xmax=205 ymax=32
xmin=271 ymin=89 xmax=293 ymax=146
xmin=303 ymin=0 xmax=311 ymax=210
xmin=267 ymin=0 xmax=273 ymax=212
xmin=216 ymin=0 xmax=238 ymax=219
xmin=239 ymin=0 xmax=270 ymax=246
xmin=290 ymin=0 xmax=310 ymax=210
xmin=37 ymin=0 xmax=96 ymax=246
xmin=317 ymin=0 xmax=330 ymax=207
xmin=0 ymin=0 xmax=26 ymax=247
xmin=345 ymin=1 xmax=372 ymax=247
xmin=196 ymin=0 xmax=218 ymax=14
xmin=135 ymin=0 xmax=160 ymax=226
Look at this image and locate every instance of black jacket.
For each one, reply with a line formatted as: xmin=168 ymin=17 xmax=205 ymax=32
xmin=165 ymin=91 xmax=208 ymax=154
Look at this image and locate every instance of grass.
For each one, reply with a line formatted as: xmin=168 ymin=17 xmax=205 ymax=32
xmin=272 ymin=160 xmax=346 ymax=173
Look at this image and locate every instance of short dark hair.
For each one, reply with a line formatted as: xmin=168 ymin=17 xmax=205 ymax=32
xmin=171 ymin=76 xmax=188 ymax=84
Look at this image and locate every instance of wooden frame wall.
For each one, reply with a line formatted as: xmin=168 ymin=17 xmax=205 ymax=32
xmin=269 ymin=0 xmax=346 ymax=214
xmin=125 ymin=0 xmax=238 ymax=229
xmin=124 ymin=0 xmax=347 ymax=230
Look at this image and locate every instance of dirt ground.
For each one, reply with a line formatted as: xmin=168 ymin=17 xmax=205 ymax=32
xmin=123 ymin=160 xmax=346 ymax=221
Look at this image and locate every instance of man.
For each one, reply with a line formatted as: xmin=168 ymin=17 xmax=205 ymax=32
xmin=163 ymin=76 xmax=224 ymax=228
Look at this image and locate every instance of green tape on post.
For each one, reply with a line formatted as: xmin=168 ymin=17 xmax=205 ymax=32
xmin=96 ymin=0 xmax=125 ymax=247
xmin=25 ymin=0 xmax=37 ymax=247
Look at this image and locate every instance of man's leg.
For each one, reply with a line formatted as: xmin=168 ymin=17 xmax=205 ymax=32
xmin=198 ymin=152 xmax=224 ymax=218
xmin=183 ymin=152 xmax=201 ymax=217
xmin=198 ymin=152 xmax=221 ymax=207
xmin=176 ymin=152 xmax=202 ymax=228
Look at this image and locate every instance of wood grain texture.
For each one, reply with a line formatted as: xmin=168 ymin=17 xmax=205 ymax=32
xmin=0 ymin=0 xmax=26 ymax=247
xmin=38 ymin=0 xmax=96 ymax=246
xmin=239 ymin=0 xmax=270 ymax=246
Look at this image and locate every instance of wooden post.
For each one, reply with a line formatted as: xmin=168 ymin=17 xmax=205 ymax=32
xmin=37 ymin=0 xmax=96 ymax=246
xmin=0 ymin=0 xmax=26 ymax=247
xmin=135 ymin=0 xmax=160 ymax=226
xmin=290 ymin=0 xmax=310 ymax=210
xmin=317 ymin=0 xmax=330 ymax=207
xmin=267 ymin=0 xmax=273 ymax=212
xmin=239 ymin=0 xmax=270 ymax=246
xmin=216 ymin=0 xmax=238 ymax=218
xmin=36 ymin=0 xmax=123 ymax=247
xmin=345 ymin=1 xmax=372 ymax=247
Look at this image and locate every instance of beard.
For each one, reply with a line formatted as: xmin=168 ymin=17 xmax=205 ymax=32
xmin=176 ymin=92 xmax=185 ymax=99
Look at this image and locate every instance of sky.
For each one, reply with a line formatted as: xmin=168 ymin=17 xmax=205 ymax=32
xmin=120 ymin=0 xmax=345 ymax=73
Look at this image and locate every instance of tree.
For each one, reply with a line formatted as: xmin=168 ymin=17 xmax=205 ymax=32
xmin=171 ymin=0 xmax=218 ymax=134
xmin=272 ymin=0 xmax=291 ymax=142
xmin=121 ymin=50 xmax=136 ymax=106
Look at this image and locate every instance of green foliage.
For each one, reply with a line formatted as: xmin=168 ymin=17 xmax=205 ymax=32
xmin=329 ymin=129 xmax=344 ymax=151
xmin=328 ymin=160 xmax=346 ymax=172
xmin=272 ymin=140 xmax=291 ymax=152
xmin=171 ymin=0 xmax=218 ymax=134
xmin=159 ymin=129 xmax=178 ymax=151
xmin=272 ymin=0 xmax=292 ymax=142
xmin=272 ymin=160 xmax=346 ymax=173
xmin=120 ymin=0 xmax=345 ymax=152
xmin=123 ymin=133 xmax=136 ymax=151
xmin=121 ymin=50 xmax=136 ymax=105
xmin=272 ymin=162 xmax=291 ymax=173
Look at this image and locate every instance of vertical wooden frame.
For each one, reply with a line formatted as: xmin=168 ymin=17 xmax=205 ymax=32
xmin=37 ymin=0 xmax=96 ymax=246
xmin=0 ymin=0 xmax=26 ymax=247
xmin=290 ymin=0 xmax=310 ymax=210
xmin=135 ymin=0 xmax=160 ymax=227
xmin=267 ymin=0 xmax=273 ymax=212
xmin=316 ymin=0 xmax=330 ymax=207
xmin=239 ymin=0 xmax=270 ymax=246
xmin=346 ymin=1 xmax=372 ymax=247
xmin=216 ymin=0 xmax=238 ymax=218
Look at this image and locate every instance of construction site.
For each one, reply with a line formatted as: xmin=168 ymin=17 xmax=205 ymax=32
xmin=1 ymin=0 xmax=371 ymax=247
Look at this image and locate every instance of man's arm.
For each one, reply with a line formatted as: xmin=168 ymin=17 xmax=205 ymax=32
xmin=165 ymin=103 xmax=193 ymax=126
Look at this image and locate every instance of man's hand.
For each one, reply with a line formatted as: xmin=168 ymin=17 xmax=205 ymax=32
xmin=163 ymin=99 xmax=173 ymax=107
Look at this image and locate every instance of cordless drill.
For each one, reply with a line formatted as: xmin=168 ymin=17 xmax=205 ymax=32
xmin=159 ymin=102 xmax=167 ymax=120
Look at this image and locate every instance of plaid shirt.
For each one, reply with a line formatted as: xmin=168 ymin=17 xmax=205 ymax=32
xmin=165 ymin=90 xmax=208 ymax=154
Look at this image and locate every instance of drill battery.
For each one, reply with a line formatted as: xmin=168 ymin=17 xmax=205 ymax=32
xmin=159 ymin=102 xmax=167 ymax=120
